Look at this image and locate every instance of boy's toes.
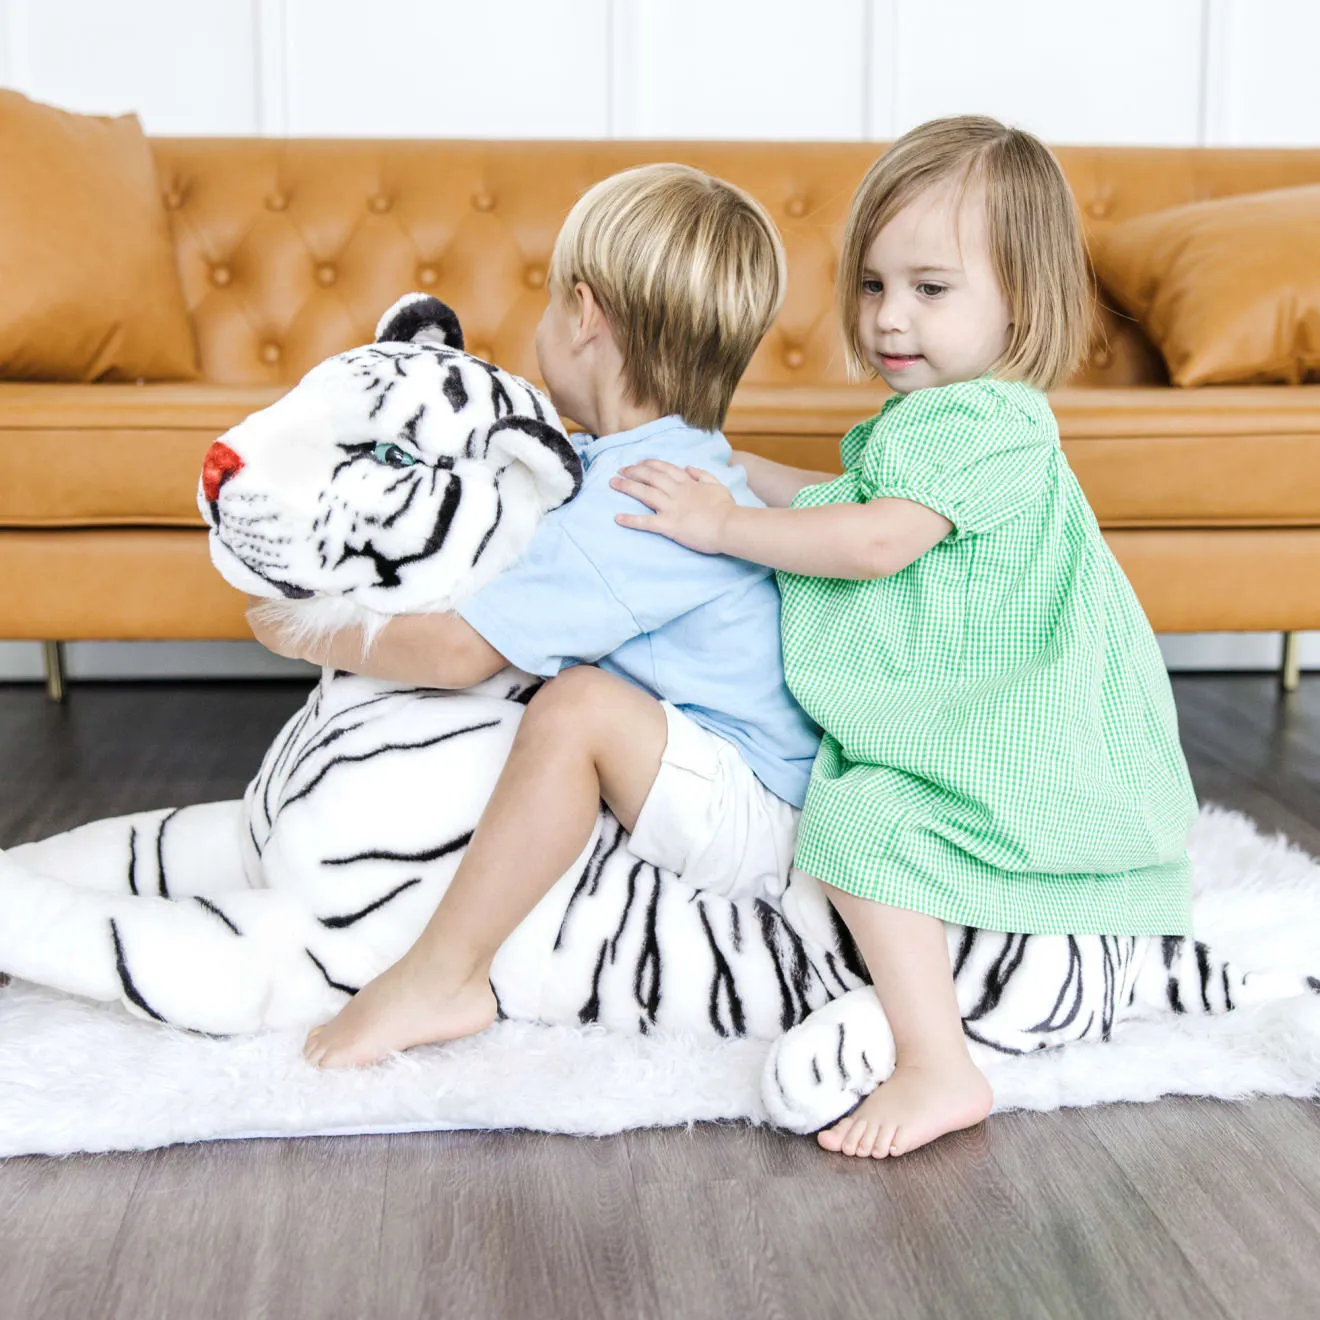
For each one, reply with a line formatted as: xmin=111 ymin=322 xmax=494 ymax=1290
xmin=303 ymin=1027 xmax=324 ymax=1063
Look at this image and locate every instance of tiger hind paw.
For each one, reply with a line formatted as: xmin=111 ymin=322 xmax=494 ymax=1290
xmin=760 ymin=988 xmax=896 ymax=1134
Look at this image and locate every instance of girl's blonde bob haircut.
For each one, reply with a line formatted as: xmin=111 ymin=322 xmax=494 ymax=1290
xmin=548 ymin=163 xmax=786 ymax=433
xmin=839 ymin=115 xmax=1092 ymax=391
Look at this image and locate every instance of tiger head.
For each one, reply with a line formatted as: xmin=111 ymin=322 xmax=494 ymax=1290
xmin=199 ymin=294 xmax=580 ymax=631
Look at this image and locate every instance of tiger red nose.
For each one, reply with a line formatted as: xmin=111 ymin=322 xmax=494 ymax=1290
xmin=202 ymin=441 xmax=244 ymax=504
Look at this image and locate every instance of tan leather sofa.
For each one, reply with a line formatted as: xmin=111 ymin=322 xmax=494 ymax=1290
xmin=3 ymin=139 xmax=1318 ymax=696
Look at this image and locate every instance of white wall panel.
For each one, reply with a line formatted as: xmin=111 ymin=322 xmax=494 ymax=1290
xmin=1203 ymin=0 xmax=1320 ymax=146
xmin=1 ymin=635 xmax=1312 ymax=682
xmin=2 ymin=0 xmax=1317 ymax=144
xmin=1158 ymin=633 xmax=1320 ymax=673
xmin=0 ymin=642 xmax=316 ymax=681
xmin=613 ymin=0 xmax=867 ymax=139
xmin=5 ymin=0 xmax=258 ymax=134
xmin=280 ymin=0 xmax=610 ymax=138
xmin=886 ymin=0 xmax=1205 ymax=145
xmin=255 ymin=0 xmax=289 ymax=136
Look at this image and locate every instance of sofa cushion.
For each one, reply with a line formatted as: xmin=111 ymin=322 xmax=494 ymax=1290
xmin=1090 ymin=185 xmax=1320 ymax=387
xmin=726 ymin=385 xmax=1320 ymax=527
xmin=0 ymin=384 xmax=279 ymax=526
xmin=3 ymin=383 xmax=1319 ymax=530
xmin=0 ymin=92 xmax=198 ymax=382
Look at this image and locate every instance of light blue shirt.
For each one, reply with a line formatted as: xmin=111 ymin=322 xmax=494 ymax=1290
xmin=458 ymin=415 xmax=820 ymax=806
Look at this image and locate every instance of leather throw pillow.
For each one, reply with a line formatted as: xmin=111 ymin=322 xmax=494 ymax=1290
xmin=1089 ymin=184 xmax=1320 ymax=387
xmin=0 ymin=90 xmax=198 ymax=381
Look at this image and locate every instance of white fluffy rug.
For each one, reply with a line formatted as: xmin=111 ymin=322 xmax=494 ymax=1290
xmin=2 ymin=805 xmax=1318 ymax=1158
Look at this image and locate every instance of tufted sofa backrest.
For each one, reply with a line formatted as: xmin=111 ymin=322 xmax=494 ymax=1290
xmin=150 ymin=139 xmax=1320 ymax=393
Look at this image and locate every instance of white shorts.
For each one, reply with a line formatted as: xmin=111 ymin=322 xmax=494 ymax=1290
xmin=629 ymin=702 xmax=799 ymax=901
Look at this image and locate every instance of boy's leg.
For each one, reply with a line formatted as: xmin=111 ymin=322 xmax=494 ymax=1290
xmin=305 ymin=665 xmax=667 ymax=1068
xmin=813 ymin=884 xmax=993 ymax=1158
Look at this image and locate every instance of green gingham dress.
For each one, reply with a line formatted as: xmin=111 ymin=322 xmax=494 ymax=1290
xmin=776 ymin=379 xmax=1197 ymax=936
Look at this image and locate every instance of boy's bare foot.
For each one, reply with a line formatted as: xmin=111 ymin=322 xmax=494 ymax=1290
xmin=817 ymin=1056 xmax=993 ymax=1158
xmin=303 ymin=955 xmax=497 ymax=1069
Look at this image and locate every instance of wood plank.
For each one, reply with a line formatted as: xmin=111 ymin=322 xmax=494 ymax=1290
xmin=376 ymin=1130 xmax=660 ymax=1320
xmin=90 ymin=1137 xmax=388 ymax=1320
xmin=1083 ymin=1097 xmax=1320 ymax=1317
xmin=0 ymin=1153 xmax=142 ymax=1320
xmin=632 ymin=1120 xmax=1139 ymax=1320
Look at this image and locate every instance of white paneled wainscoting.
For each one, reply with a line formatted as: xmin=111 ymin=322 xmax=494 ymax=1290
xmin=1 ymin=0 xmax=1318 ymax=145
xmin=0 ymin=0 xmax=1315 ymax=679
xmin=0 ymin=636 xmax=1314 ymax=685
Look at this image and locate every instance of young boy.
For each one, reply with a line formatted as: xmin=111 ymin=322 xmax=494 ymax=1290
xmin=250 ymin=164 xmax=820 ymax=1068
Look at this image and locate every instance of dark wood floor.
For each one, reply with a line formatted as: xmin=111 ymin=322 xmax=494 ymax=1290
xmin=1 ymin=674 xmax=1318 ymax=1320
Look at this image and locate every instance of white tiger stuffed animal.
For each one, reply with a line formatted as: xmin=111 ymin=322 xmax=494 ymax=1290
xmin=1 ymin=294 xmax=1314 ymax=1136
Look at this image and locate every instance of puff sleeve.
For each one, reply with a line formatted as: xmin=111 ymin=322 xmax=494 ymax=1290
xmin=855 ymin=381 xmax=1056 ymax=538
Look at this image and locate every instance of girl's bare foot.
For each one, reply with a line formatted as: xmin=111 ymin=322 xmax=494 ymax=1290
xmin=817 ymin=1056 xmax=993 ymax=1158
xmin=303 ymin=955 xmax=497 ymax=1069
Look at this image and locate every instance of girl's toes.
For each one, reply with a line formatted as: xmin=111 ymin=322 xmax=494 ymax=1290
xmin=872 ymin=1124 xmax=898 ymax=1158
xmin=817 ymin=1119 xmax=848 ymax=1152
xmin=855 ymin=1122 xmax=880 ymax=1158
xmin=840 ymin=1117 xmax=869 ymax=1157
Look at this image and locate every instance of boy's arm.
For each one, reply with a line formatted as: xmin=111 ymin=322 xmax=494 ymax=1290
xmin=612 ymin=462 xmax=952 ymax=581
xmin=730 ymin=450 xmax=837 ymax=509
xmin=249 ymin=506 xmax=644 ymax=688
xmin=247 ymin=602 xmax=508 ymax=689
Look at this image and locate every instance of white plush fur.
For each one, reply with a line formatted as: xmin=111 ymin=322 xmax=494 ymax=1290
xmin=0 ymin=807 xmax=1316 ymax=1158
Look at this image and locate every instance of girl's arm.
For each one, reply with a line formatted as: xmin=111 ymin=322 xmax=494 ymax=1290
xmin=247 ymin=603 xmax=508 ymax=689
xmin=612 ymin=461 xmax=952 ymax=581
xmin=730 ymin=450 xmax=837 ymax=509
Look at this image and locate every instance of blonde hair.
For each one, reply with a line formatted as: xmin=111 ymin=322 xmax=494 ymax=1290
xmin=838 ymin=115 xmax=1092 ymax=390
xmin=548 ymin=163 xmax=786 ymax=432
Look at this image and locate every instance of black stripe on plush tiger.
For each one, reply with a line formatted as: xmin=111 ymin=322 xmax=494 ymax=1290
xmin=0 ymin=293 xmax=1316 ymax=1136
xmin=200 ymin=293 xmax=582 ymax=626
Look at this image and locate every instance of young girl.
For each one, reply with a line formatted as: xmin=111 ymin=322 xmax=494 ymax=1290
xmin=611 ymin=115 xmax=1198 ymax=1159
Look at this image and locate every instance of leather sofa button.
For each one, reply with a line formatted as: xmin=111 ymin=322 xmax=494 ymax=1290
xmin=368 ymin=194 xmax=392 ymax=214
xmin=265 ymin=192 xmax=289 ymax=212
xmin=472 ymin=190 xmax=496 ymax=212
xmin=210 ymin=264 xmax=232 ymax=288
xmin=417 ymin=264 xmax=439 ymax=287
xmin=784 ymin=346 xmax=805 ymax=369
xmin=1091 ymin=346 xmax=1113 ymax=369
xmin=163 ymin=188 xmax=183 ymax=211
xmin=315 ymin=263 xmax=337 ymax=287
xmin=260 ymin=342 xmax=281 ymax=365
xmin=785 ymin=195 xmax=807 ymax=218
xmin=1086 ymin=197 xmax=1112 ymax=220
xmin=524 ymin=265 xmax=546 ymax=289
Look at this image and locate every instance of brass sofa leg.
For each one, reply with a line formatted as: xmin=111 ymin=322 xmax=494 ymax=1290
xmin=1281 ymin=631 xmax=1301 ymax=693
xmin=42 ymin=640 xmax=66 ymax=703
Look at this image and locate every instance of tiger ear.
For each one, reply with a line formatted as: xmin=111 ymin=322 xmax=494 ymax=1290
xmin=486 ymin=416 xmax=583 ymax=513
xmin=374 ymin=293 xmax=464 ymax=351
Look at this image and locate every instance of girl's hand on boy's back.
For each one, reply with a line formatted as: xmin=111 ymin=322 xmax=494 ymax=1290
xmin=612 ymin=461 xmax=735 ymax=554
xmin=612 ymin=463 xmax=954 ymax=581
